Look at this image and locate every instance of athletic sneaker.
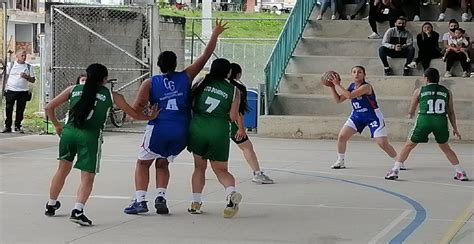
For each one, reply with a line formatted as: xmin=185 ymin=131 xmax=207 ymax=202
xmin=44 ymin=201 xmax=61 ymax=216
xmin=14 ymin=126 xmax=24 ymax=134
xmin=385 ymin=170 xmax=399 ymax=180
xmin=331 ymin=159 xmax=345 ymax=169
xmin=123 ymin=200 xmax=149 ymax=214
xmin=438 ymin=13 xmax=446 ymax=21
xmin=413 ymin=15 xmax=420 ymax=22
xmin=223 ymin=191 xmax=242 ymax=219
xmin=454 ymin=171 xmax=469 ymax=181
xmin=252 ymin=172 xmax=274 ymax=184
xmin=444 ymin=71 xmax=453 ymax=77
xmin=368 ymin=32 xmax=381 ymax=39
xmin=70 ymin=209 xmax=92 ymax=226
xmin=1 ymin=127 xmax=12 ymax=133
xmin=461 ymin=13 xmax=469 ymax=22
xmin=154 ymin=196 xmax=169 ymax=214
xmin=399 ymin=163 xmax=407 ymax=170
xmin=187 ymin=202 xmax=202 ymax=214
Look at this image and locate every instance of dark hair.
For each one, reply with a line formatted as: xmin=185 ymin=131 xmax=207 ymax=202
xmin=70 ymin=63 xmax=108 ymax=128
xmin=420 ymin=22 xmax=434 ymax=41
xmin=75 ymin=74 xmax=86 ymax=84
xmin=455 ymin=28 xmax=465 ymax=34
xmin=396 ymin=16 xmax=407 ymax=22
xmin=449 ymin=19 xmax=459 ymax=25
xmin=424 ymin=68 xmax=440 ymax=97
xmin=229 ymin=63 xmax=249 ymax=113
xmin=351 ymin=66 xmax=366 ymax=82
xmin=192 ymin=58 xmax=231 ymax=98
xmin=157 ymin=51 xmax=177 ymax=73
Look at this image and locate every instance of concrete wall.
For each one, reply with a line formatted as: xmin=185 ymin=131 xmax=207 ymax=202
xmin=0 ymin=9 xmax=4 ymax=59
xmin=159 ymin=15 xmax=186 ymax=70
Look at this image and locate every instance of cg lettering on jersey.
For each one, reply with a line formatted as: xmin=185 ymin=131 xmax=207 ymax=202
xmin=163 ymin=78 xmax=175 ymax=91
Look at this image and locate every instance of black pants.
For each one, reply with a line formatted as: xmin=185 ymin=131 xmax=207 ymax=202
xmin=417 ymin=49 xmax=442 ymax=70
xmin=4 ymin=90 xmax=29 ymax=129
xmin=446 ymin=51 xmax=470 ymax=72
xmin=379 ymin=46 xmax=416 ymax=67
xmin=369 ymin=4 xmax=404 ymax=33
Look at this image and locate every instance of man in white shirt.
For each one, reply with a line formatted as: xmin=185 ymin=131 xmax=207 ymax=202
xmin=2 ymin=49 xmax=35 ymax=133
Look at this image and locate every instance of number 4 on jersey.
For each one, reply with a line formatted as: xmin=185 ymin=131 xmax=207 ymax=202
xmin=166 ymin=98 xmax=178 ymax=110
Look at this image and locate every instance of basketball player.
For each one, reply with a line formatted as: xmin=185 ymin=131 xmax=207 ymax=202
xmin=328 ymin=66 xmax=398 ymax=169
xmin=385 ymin=68 xmax=468 ymax=181
xmin=228 ymin=63 xmax=274 ymax=184
xmin=123 ymin=19 xmax=228 ymax=215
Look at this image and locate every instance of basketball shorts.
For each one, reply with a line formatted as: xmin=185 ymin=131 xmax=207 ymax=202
xmin=344 ymin=109 xmax=388 ymax=138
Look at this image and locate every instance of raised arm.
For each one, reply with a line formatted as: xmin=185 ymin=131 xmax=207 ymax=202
xmin=184 ymin=19 xmax=228 ymax=82
xmin=113 ymin=92 xmax=159 ymax=121
xmin=44 ymin=86 xmax=74 ymax=135
xmin=407 ymin=88 xmax=420 ymax=119
xmin=447 ymin=90 xmax=461 ymax=139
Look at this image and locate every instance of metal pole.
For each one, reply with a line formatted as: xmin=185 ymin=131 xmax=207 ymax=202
xmin=190 ymin=18 xmax=194 ymax=64
xmin=1 ymin=1 xmax=8 ymax=101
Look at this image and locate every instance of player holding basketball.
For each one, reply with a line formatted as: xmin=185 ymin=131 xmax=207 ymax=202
xmin=385 ymin=68 xmax=468 ymax=181
xmin=123 ymin=19 xmax=228 ymax=215
xmin=44 ymin=63 xmax=159 ymax=225
xmin=328 ymin=66 xmax=398 ymax=169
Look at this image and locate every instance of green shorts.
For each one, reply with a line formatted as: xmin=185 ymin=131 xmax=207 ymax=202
xmin=187 ymin=116 xmax=230 ymax=162
xmin=58 ymin=126 xmax=103 ymax=173
xmin=409 ymin=115 xmax=449 ymax=144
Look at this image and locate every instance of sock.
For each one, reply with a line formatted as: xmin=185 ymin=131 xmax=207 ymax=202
xmin=48 ymin=199 xmax=57 ymax=206
xmin=225 ymin=186 xmax=236 ymax=198
xmin=392 ymin=161 xmax=403 ymax=171
xmin=337 ymin=153 xmax=345 ymax=161
xmin=135 ymin=190 xmax=147 ymax=202
xmin=156 ymin=188 xmax=167 ymax=198
xmin=392 ymin=157 xmax=396 ymax=162
xmin=192 ymin=193 xmax=202 ymax=203
xmin=74 ymin=202 xmax=84 ymax=211
xmin=254 ymin=170 xmax=261 ymax=175
xmin=453 ymin=164 xmax=464 ymax=173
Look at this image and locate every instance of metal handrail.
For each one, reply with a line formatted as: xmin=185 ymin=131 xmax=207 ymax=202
xmin=263 ymin=0 xmax=317 ymax=114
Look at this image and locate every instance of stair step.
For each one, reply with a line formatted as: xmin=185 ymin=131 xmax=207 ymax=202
xmin=258 ymin=115 xmax=474 ymax=141
xmin=303 ymin=20 xmax=474 ymax=39
xmin=280 ymin=73 xmax=474 ymax=99
xmin=270 ymin=93 xmax=473 ymax=119
xmin=287 ymin=55 xmax=470 ymax=76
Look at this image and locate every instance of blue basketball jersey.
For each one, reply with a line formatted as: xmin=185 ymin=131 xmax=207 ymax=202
xmin=348 ymin=81 xmax=379 ymax=119
xmin=148 ymin=71 xmax=191 ymax=125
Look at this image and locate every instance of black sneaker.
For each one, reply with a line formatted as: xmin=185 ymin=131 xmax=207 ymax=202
xmin=384 ymin=67 xmax=393 ymax=76
xmin=154 ymin=196 xmax=169 ymax=214
xmin=70 ymin=209 xmax=92 ymax=226
xmin=14 ymin=126 xmax=24 ymax=134
xmin=403 ymin=68 xmax=411 ymax=76
xmin=1 ymin=127 xmax=12 ymax=133
xmin=45 ymin=201 xmax=61 ymax=216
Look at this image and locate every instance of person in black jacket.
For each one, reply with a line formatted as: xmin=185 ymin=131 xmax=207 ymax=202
xmin=416 ymin=22 xmax=442 ymax=70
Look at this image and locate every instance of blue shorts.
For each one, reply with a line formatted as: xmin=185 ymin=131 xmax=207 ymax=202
xmin=138 ymin=122 xmax=188 ymax=162
xmin=344 ymin=109 xmax=388 ymax=138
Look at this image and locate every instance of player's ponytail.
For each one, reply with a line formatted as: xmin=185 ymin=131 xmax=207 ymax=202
xmin=70 ymin=63 xmax=108 ymax=128
xmin=424 ymin=68 xmax=440 ymax=97
xmin=229 ymin=63 xmax=249 ymax=113
xmin=192 ymin=58 xmax=231 ymax=98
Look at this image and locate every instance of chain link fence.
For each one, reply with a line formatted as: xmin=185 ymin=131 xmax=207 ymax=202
xmin=48 ymin=4 xmax=153 ymax=119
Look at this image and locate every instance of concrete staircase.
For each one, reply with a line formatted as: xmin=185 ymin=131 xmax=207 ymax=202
xmin=259 ymin=8 xmax=474 ymax=141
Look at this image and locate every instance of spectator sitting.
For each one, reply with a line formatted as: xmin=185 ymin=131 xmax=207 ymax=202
xmin=438 ymin=0 xmax=473 ymax=22
xmin=378 ymin=16 xmax=416 ymax=76
xmin=368 ymin=0 xmax=405 ymax=39
xmin=317 ymin=0 xmax=338 ymax=20
xmin=416 ymin=22 xmax=442 ymax=70
xmin=444 ymin=28 xmax=471 ymax=77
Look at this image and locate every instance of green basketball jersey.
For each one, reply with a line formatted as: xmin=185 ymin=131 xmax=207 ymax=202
xmin=193 ymin=79 xmax=236 ymax=119
xmin=67 ymin=84 xmax=113 ymax=130
xmin=418 ymin=83 xmax=450 ymax=116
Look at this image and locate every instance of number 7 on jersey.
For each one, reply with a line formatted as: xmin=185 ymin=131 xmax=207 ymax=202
xmin=205 ymin=96 xmax=220 ymax=113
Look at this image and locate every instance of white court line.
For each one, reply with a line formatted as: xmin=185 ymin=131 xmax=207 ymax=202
xmin=368 ymin=209 xmax=412 ymax=244
xmin=270 ymin=168 xmax=474 ymax=190
xmin=0 ymin=146 xmax=58 ymax=157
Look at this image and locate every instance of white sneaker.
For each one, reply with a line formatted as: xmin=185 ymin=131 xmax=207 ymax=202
xmin=407 ymin=62 xmax=417 ymax=69
xmin=444 ymin=71 xmax=453 ymax=77
xmin=316 ymin=14 xmax=322 ymax=20
xmin=462 ymin=13 xmax=469 ymax=22
xmin=462 ymin=71 xmax=469 ymax=77
xmin=362 ymin=16 xmax=369 ymax=20
xmin=252 ymin=172 xmax=274 ymax=184
xmin=331 ymin=14 xmax=336 ymax=20
xmin=331 ymin=159 xmax=345 ymax=169
xmin=399 ymin=163 xmax=407 ymax=170
xmin=413 ymin=15 xmax=420 ymax=21
xmin=368 ymin=32 xmax=381 ymax=39
xmin=438 ymin=13 xmax=445 ymax=21
xmin=466 ymin=58 xmax=470 ymax=62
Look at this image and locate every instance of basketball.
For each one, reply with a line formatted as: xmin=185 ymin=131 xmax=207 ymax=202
xmin=321 ymin=71 xmax=338 ymax=87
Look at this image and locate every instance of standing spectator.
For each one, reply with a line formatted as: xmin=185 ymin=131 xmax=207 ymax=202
xmin=438 ymin=0 xmax=472 ymax=22
xmin=378 ymin=17 xmax=416 ymax=76
xmin=2 ymin=49 xmax=35 ymax=133
xmin=317 ymin=0 xmax=337 ymax=20
xmin=368 ymin=0 xmax=405 ymax=39
xmin=416 ymin=22 xmax=442 ymax=70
